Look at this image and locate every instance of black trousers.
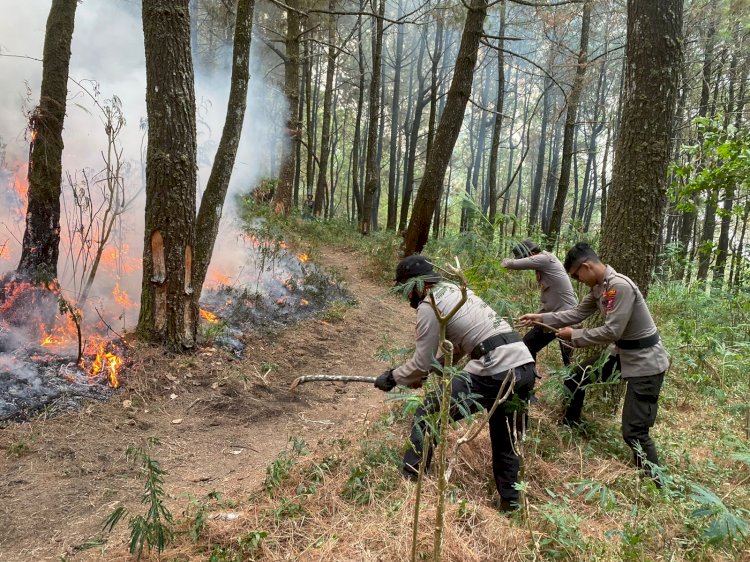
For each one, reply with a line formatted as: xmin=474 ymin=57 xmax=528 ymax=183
xmin=403 ymin=362 xmax=537 ymax=502
xmin=564 ymin=354 xmax=665 ymax=471
xmin=523 ymin=325 xmax=573 ymax=366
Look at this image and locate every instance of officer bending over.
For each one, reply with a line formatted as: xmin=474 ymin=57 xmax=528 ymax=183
xmin=502 ymin=238 xmax=578 ymax=365
xmin=375 ymin=255 xmax=537 ymax=512
xmin=519 ymin=242 xmax=669 ymax=484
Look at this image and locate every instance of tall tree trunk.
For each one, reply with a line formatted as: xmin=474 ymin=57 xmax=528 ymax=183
xmin=351 ymin=10 xmax=365 ymax=222
xmin=677 ymin=15 xmax=715 ymax=281
xmin=403 ymin=0 xmax=489 ymax=255
xmin=273 ymin=0 xmax=300 ymax=215
xmin=542 ymin=120 xmax=562 ymax=233
xmin=194 ymin=0 xmax=254 ymax=294
xmin=547 ymin=0 xmax=591 ymax=246
xmin=399 ymin=38 xmax=429 ymax=232
xmin=487 ymin=2 xmax=507 ymax=227
xmin=17 ymin=0 xmax=78 ymax=280
xmin=138 ymin=0 xmax=199 ymax=349
xmin=314 ymin=1 xmax=336 ymax=217
xmin=386 ymin=0 xmax=405 ymax=230
xmin=360 ymin=0 xmax=385 ymax=234
xmin=599 ymin=0 xmax=682 ymax=295
xmin=528 ymin=69 xmax=552 ymax=234
xmin=427 ymin=17 xmax=445 ymax=237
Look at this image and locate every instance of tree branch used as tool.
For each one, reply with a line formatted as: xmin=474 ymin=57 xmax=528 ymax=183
xmin=290 ymin=374 xmax=377 ymax=390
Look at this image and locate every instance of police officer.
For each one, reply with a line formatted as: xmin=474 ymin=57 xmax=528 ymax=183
xmin=502 ymin=239 xmax=578 ymax=365
xmin=374 ymin=255 xmax=537 ymax=511
xmin=519 ymin=242 xmax=669 ymax=483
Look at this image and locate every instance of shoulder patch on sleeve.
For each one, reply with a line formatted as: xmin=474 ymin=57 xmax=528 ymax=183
xmin=602 ymin=288 xmax=617 ymax=311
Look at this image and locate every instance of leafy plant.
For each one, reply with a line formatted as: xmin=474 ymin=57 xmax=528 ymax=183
xmin=689 ymin=484 xmax=750 ymax=545
xmin=101 ymin=438 xmax=174 ymax=559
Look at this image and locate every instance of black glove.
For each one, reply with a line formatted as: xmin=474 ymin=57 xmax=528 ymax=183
xmin=374 ymin=369 xmax=397 ymax=391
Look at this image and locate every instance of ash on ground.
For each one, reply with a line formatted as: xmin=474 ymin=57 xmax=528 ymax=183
xmin=0 ymin=353 xmax=115 ymax=423
xmin=200 ymin=259 xmax=355 ymax=355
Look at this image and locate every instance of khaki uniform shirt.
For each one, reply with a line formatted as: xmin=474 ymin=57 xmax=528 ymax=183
xmin=504 ymin=251 xmax=578 ymax=313
xmin=392 ymin=283 xmax=533 ymax=387
xmin=540 ymin=266 xmax=669 ymax=378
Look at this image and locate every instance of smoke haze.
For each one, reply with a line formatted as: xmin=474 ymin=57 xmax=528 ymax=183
xmin=0 ymin=0 xmax=284 ymax=327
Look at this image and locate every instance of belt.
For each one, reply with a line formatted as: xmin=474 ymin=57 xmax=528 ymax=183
xmin=470 ymin=332 xmax=522 ymax=360
xmin=616 ymin=332 xmax=660 ymax=350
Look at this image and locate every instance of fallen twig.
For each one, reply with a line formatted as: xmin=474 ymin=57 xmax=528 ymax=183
xmin=290 ymin=374 xmax=377 ymax=390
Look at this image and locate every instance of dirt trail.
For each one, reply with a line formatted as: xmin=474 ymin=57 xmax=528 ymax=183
xmin=0 ymin=248 xmax=413 ymax=561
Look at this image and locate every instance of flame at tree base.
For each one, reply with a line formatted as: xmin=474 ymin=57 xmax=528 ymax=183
xmin=80 ymin=336 xmax=123 ymax=388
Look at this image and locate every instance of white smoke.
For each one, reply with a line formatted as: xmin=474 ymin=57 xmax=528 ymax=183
xmin=0 ymin=0 xmax=285 ymax=327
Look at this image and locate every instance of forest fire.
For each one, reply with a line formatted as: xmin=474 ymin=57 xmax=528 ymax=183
xmin=200 ymin=308 xmax=219 ymax=323
xmin=0 ymin=274 xmax=127 ymax=420
xmin=82 ymin=336 xmax=123 ymax=388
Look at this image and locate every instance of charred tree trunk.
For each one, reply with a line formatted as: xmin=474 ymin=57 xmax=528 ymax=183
xmin=273 ymin=0 xmax=300 ymax=215
xmin=17 ymin=0 xmax=78 ymax=281
xmin=547 ymin=0 xmax=591 ymax=246
xmin=599 ymin=0 xmax=682 ymax=295
xmin=403 ymin=0 xmax=488 ymax=255
xmin=138 ymin=0 xmax=199 ymax=349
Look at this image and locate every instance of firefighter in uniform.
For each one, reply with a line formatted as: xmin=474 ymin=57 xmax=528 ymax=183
xmin=374 ymin=255 xmax=537 ymax=511
xmin=519 ymin=242 xmax=669 ymax=483
xmin=502 ymin=238 xmax=578 ymax=365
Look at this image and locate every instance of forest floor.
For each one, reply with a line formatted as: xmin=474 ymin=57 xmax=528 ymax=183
xmin=0 ymin=246 xmax=414 ymax=561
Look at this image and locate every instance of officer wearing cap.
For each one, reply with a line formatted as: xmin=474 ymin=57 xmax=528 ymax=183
xmin=519 ymin=242 xmax=669 ymax=484
xmin=502 ymin=239 xmax=578 ymax=365
xmin=374 ymin=255 xmax=537 ymax=511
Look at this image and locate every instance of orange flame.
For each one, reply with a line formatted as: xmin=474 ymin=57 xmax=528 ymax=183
xmin=112 ymin=283 xmax=136 ymax=309
xmin=200 ymin=309 xmax=219 ymax=323
xmin=298 ymin=253 xmax=309 ymax=263
xmin=208 ymin=270 xmax=232 ymax=287
xmin=0 ymin=243 xmax=11 ymax=261
xmin=300 ymin=298 xmax=309 ymax=306
xmin=82 ymin=336 xmax=122 ymax=388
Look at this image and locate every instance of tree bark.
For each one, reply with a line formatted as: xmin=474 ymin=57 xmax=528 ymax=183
xmin=360 ymin=0 xmax=385 ymax=234
xmin=314 ymin=1 xmax=337 ymax=217
xmin=403 ymin=0 xmax=489 ymax=255
xmin=386 ymin=0 xmax=405 ymax=230
xmin=17 ymin=0 xmax=78 ymax=280
xmin=547 ymin=0 xmax=591 ymax=246
xmin=138 ymin=0 xmax=199 ymax=349
xmin=194 ymin=0 xmax=254 ymax=295
xmin=273 ymin=0 xmax=300 ymax=215
xmin=487 ymin=2 xmax=507 ymax=228
xmin=599 ymin=0 xmax=683 ymax=296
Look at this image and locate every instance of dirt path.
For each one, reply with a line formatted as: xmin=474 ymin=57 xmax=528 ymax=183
xmin=0 ymin=247 xmax=413 ymax=561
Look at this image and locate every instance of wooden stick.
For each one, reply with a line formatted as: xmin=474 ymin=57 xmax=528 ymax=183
xmin=514 ymin=320 xmax=576 ymax=350
xmin=290 ymin=374 xmax=377 ymax=390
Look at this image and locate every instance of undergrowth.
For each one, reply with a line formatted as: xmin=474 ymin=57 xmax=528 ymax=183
xmin=145 ymin=208 xmax=750 ymax=560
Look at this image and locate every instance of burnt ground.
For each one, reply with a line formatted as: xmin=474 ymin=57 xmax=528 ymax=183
xmin=0 ymin=247 xmax=413 ymax=561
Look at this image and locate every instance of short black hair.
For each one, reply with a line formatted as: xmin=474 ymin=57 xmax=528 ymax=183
xmin=563 ymin=242 xmax=601 ymax=272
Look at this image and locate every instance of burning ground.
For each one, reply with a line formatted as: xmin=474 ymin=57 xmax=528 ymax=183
xmin=0 ymin=232 xmax=353 ymax=423
xmin=0 ymin=245 xmax=412 ymax=560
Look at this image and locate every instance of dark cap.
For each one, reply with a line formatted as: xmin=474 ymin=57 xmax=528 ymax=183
xmin=512 ymin=239 xmax=541 ymax=259
xmin=395 ymin=255 xmax=442 ymax=284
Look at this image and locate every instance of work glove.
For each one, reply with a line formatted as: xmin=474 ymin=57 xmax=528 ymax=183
xmin=374 ymin=369 xmax=397 ymax=392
